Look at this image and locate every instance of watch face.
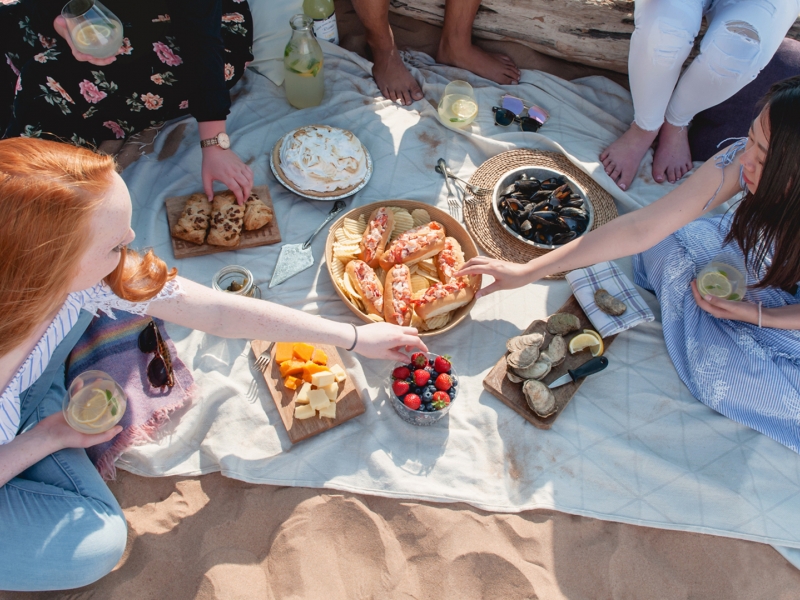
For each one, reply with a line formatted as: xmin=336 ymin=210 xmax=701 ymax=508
xmin=218 ymin=133 xmax=231 ymax=149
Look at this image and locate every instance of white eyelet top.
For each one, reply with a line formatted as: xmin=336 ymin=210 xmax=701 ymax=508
xmin=0 ymin=279 xmax=181 ymax=445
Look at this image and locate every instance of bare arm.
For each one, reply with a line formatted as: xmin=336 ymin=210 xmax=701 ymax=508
xmin=459 ymin=150 xmax=743 ymax=295
xmin=146 ymin=277 xmax=427 ymax=361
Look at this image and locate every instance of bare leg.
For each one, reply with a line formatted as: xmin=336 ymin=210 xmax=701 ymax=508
xmin=350 ymin=0 xmax=423 ymax=106
xmin=436 ymin=0 xmax=520 ymax=85
xmin=599 ymin=122 xmax=659 ymax=191
xmin=652 ymin=122 xmax=693 ymax=183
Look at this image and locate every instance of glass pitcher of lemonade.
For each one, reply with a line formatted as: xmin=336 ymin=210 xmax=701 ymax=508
xmin=284 ymin=15 xmax=324 ymax=109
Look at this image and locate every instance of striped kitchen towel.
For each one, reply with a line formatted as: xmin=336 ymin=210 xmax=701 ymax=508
xmin=565 ymin=261 xmax=654 ymax=338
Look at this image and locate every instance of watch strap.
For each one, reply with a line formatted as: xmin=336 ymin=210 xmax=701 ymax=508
xmin=200 ymin=137 xmax=219 ymax=148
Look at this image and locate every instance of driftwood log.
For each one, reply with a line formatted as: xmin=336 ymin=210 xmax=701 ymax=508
xmin=388 ymin=0 xmax=800 ymax=74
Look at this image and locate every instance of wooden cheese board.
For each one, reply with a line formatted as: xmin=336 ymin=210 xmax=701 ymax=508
xmin=251 ymin=340 xmax=365 ymax=444
xmin=483 ymin=295 xmax=617 ymax=429
xmin=165 ymin=184 xmax=281 ymax=259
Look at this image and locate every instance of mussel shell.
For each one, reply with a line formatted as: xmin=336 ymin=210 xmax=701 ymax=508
xmin=515 ymin=180 xmax=541 ymax=195
xmin=552 ymin=231 xmax=578 ymax=245
xmin=558 ymin=206 xmax=587 ymax=218
xmin=552 ymin=183 xmax=571 ymax=200
xmin=540 ymin=176 xmax=565 ymax=190
xmin=553 ymin=216 xmax=571 ymax=232
xmin=560 ymin=199 xmax=584 ymax=209
xmin=500 ymin=184 xmax=517 ymax=197
xmin=519 ymin=219 xmax=533 ymax=233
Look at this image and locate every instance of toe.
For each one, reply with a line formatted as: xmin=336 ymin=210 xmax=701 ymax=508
xmin=411 ymin=85 xmax=423 ymax=101
xmin=600 ymin=149 xmax=610 ymax=162
xmin=610 ymin=165 xmax=622 ymax=182
xmin=604 ymin=159 xmax=615 ymax=174
xmin=399 ymin=89 xmax=411 ymax=106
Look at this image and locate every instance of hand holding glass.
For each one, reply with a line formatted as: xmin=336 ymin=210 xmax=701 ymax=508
xmin=61 ymin=0 xmax=123 ymax=60
xmin=697 ymin=252 xmax=747 ymax=301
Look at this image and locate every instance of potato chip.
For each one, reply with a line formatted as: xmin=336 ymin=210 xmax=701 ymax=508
xmin=411 ymin=311 xmax=426 ymax=330
xmin=389 ymin=210 xmax=415 ymax=241
xmin=367 ymin=313 xmax=384 ymax=323
xmin=334 ymin=228 xmax=351 ymax=244
xmin=424 ymin=314 xmax=451 ymax=330
xmin=343 ymin=217 xmax=367 ymax=236
xmin=412 ymin=289 xmax=426 ymax=302
xmin=332 ymin=242 xmax=360 ymax=262
xmin=411 ymin=209 xmax=431 ymax=227
xmin=342 ymin=274 xmax=365 ymax=311
xmin=330 ymin=257 xmax=345 ymax=282
xmin=410 ymin=275 xmax=430 ymax=293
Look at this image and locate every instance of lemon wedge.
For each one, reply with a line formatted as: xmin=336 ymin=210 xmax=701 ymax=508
xmin=75 ymin=24 xmax=111 ymax=47
xmin=698 ymin=271 xmax=733 ymax=298
xmin=569 ymin=329 xmax=604 ymax=357
xmin=450 ymin=99 xmax=478 ymax=121
xmin=69 ymin=389 xmax=110 ymax=425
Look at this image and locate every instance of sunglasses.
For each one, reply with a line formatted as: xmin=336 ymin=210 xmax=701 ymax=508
xmin=138 ymin=320 xmax=175 ymax=388
xmin=493 ymin=95 xmax=549 ymax=132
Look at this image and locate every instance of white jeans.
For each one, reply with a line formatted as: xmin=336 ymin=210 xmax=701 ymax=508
xmin=630 ymin=0 xmax=800 ymax=130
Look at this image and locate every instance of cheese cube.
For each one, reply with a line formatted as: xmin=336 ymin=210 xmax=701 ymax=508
xmin=308 ymin=389 xmax=331 ymax=410
xmin=294 ymin=404 xmax=316 ymax=419
xmin=310 ymin=371 xmax=335 ymax=388
xmin=329 ymin=364 xmax=347 ymax=383
xmin=296 ymin=382 xmax=312 ymax=404
xmin=322 ymin=381 xmax=339 ymax=401
xmin=318 ymin=402 xmax=336 ymax=419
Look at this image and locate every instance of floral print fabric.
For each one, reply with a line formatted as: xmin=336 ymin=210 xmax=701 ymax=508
xmin=0 ymin=0 xmax=253 ymax=148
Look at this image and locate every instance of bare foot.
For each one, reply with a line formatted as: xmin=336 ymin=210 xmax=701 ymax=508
xmin=437 ymin=41 xmax=520 ymax=85
xmin=599 ymin=122 xmax=659 ymax=191
xmin=370 ymin=44 xmax=423 ymax=106
xmin=652 ymin=122 xmax=693 ymax=184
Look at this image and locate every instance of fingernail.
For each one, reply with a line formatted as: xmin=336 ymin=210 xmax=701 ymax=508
xmin=619 ymin=184 xmax=626 ymax=191
xmin=705 ymin=295 xmax=712 ymax=302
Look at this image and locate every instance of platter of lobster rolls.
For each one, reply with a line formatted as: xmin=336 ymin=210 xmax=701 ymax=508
xmin=325 ymin=200 xmax=482 ymax=336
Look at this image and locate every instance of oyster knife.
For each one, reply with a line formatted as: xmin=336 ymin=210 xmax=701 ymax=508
xmin=548 ymin=356 xmax=608 ymax=389
xmin=269 ymin=200 xmax=347 ymax=288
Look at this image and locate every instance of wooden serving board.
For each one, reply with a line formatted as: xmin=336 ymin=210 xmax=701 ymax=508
xmin=251 ymin=340 xmax=365 ymax=444
xmin=165 ymin=185 xmax=281 ymax=259
xmin=483 ymin=295 xmax=617 ymax=429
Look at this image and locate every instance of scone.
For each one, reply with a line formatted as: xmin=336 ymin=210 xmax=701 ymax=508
xmin=273 ymin=125 xmax=368 ymax=198
xmin=171 ymin=193 xmax=211 ymax=245
xmin=243 ymin=193 xmax=274 ymax=231
xmin=207 ymin=191 xmax=244 ymax=247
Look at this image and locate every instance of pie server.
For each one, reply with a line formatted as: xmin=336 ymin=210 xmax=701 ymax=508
xmin=548 ymin=356 xmax=608 ymax=389
xmin=269 ymin=200 xmax=348 ymax=288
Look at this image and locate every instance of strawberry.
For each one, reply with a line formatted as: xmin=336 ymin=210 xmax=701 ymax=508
xmin=413 ymin=369 xmax=431 ymax=387
xmin=392 ymin=380 xmax=410 ymax=397
xmin=403 ymin=393 xmax=421 ymax=410
xmin=434 ymin=373 xmax=452 ymax=391
xmin=392 ymin=366 xmax=411 ymax=380
xmin=433 ymin=355 xmax=452 ymax=373
xmin=410 ymin=352 xmax=429 ymax=368
xmin=432 ymin=391 xmax=450 ymax=410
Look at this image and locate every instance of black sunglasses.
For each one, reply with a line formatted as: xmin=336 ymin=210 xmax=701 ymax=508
xmin=492 ymin=106 xmax=545 ymax=132
xmin=138 ymin=320 xmax=175 ymax=388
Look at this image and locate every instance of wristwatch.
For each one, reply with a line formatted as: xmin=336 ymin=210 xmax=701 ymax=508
xmin=200 ymin=132 xmax=230 ymax=149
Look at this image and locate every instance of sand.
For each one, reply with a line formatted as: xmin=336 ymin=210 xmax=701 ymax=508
xmin=4 ymin=4 xmax=799 ymax=598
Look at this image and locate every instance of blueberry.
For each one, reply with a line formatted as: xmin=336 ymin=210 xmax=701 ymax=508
xmin=407 ymin=363 xmax=416 ymax=372
xmin=422 ymin=390 xmax=433 ymax=401
xmin=450 ymin=377 xmax=458 ymax=387
xmin=423 ymin=402 xmax=433 ymax=411
xmin=426 ymin=384 xmax=436 ymax=393
xmin=448 ymin=389 xmax=456 ymax=399
xmin=412 ymin=386 xmax=422 ymax=395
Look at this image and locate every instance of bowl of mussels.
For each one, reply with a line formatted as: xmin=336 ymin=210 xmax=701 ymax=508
xmin=492 ymin=167 xmax=594 ymax=249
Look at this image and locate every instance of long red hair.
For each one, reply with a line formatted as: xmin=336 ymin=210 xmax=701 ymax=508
xmin=0 ymin=138 xmax=175 ymax=355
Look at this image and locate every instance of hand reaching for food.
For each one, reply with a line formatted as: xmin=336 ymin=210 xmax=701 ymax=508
xmin=457 ymin=256 xmax=533 ymax=298
xmin=353 ymin=322 xmax=428 ymax=362
xmin=201 ymin=146 xmax=254 ymax=205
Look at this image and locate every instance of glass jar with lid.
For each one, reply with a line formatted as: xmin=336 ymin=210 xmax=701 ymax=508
xmin=212 ymin=265 xmax=262 ymax=299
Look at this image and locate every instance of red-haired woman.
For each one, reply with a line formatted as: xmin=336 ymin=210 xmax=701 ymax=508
xmin=0 ymin=138 xmax=426 ymax=591
xmin=460 ymin=77 xmax=800 ymax=454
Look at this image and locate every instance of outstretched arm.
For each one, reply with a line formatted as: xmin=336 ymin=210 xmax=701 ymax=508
xmin=146 ymin=277 xmax=427 ymax=361
xmin=459 ymin=149 xmax=744 ymax=297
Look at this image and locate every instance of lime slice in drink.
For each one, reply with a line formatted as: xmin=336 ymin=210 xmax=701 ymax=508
xmin=449 ymin=99 xmax=478 ymax=122
xmin=70 ymin=389 xmax=110 ymax=425
xmin=75 ymin=24 xmax=111 ymax=47
xmin=699 ymin=271 xmax=733 ymax=298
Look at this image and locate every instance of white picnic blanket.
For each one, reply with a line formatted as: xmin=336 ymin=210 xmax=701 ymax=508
xmin=116 ymin=44 xmax=800 ymax=566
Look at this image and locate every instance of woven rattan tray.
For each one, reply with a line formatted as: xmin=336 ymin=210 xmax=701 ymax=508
xmin=464 ymin=150 xmax=618 ymax=278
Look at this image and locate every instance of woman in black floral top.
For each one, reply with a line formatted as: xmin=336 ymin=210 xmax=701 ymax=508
xmin=1 ymin=0 xmax=255 ymax=202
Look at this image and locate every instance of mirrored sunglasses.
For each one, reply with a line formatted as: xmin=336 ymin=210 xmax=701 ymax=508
xmin=493 ymin=95 xmax=549 ymax=132
xmin=138 ymin=320 xmax=175 ymax=388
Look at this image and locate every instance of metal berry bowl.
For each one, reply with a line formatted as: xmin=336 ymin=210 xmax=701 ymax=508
xmin=387 ymin=352 xmax=458 ymax=426
xmin=492 ymin=166 xmax=594 ymax=250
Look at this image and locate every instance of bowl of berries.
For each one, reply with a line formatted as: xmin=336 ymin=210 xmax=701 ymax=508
xmin=389 ymin=352 xmax=458 ymax=426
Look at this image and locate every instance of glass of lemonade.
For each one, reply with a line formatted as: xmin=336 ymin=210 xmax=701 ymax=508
xmin=697 ymin=252 xmax=747 ymax=301
xmin=61 ymin=0 xmax=123 ymax=60
xmin=284 ymin=14 xmax=325 ymax=109
xmin=62 ymin=370 xmax=126 ymax=434
xmin=438 ymin=80 xmax=478 ymax=129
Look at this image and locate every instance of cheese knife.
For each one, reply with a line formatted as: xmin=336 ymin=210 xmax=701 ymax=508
xmin=548 ymin=356 xmax=608 ymax=389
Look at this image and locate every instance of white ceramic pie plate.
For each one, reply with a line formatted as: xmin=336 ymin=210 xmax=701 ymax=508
xmin=269 ymin=129 xmax=373 ymax=201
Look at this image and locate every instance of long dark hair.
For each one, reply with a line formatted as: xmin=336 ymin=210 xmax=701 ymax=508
xmin=726 ymin=76 xmax=800 ymax=291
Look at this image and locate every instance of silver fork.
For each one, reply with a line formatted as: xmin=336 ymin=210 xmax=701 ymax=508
xmin=438 ymin=158 xmax=461 ymax=220
xmin=254 ymin=341 xmax=276 ymax=371
xmin=435 ymin=164 xmax=490 ymax=197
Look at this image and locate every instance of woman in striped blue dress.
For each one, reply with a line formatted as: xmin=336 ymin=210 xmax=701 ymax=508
xmin=460 ymin=76 xmax=800 ymax=453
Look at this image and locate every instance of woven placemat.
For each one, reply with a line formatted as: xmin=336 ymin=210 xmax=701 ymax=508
xmin=464 ymin=149 xmax=618 ymax=278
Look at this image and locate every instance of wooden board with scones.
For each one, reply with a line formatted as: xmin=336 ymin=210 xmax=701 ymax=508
xmin=251 ymin=340 xmax=365 ymax=444
xmin=482 ymin=295 xmax=617 ymax=429
xmin=165 ymin=185 xmax=281 ymax=259
xmin=324 ymin=200 xmax=482 ymax=337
